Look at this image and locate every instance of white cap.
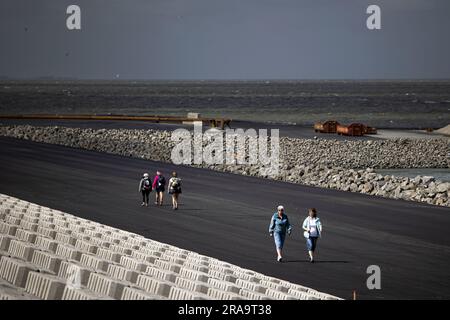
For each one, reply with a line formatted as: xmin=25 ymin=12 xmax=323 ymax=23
xmin=143 ymin=173 xmax=149 ymax=177
xmin=277 ymin=205 xmax=284 ymax=211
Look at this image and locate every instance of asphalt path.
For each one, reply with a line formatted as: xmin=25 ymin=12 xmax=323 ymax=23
xmin=0 ymin=136 xmax=449 ymax=299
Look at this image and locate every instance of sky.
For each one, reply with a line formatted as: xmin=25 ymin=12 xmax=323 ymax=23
xmin=0 ymin=0 xmax=449 ymax=80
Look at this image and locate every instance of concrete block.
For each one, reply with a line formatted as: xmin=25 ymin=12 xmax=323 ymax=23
xmin=264 ymin=288 xmax=297 ymax=300
xmin=19 ymin=220 xmax=38 ymax=232
xmin=135 ymin=275 xmax=172 ymax=298
xmin=55 ymin=244 xmax=83 ymax=262
xmin=207 ymin=278 xmax=240 ymax=294
xmin=7 ymin=239 xmax=37 ymax=261
xmin=62 ymin=286 xmax=113 ymax=300
xmin=15 ymin=229 xmax=38 ymax=244
xmin=96 ymin=247 xmax=123 ymax=263
xmin=168 ymin=286 xmax=207 ymax=300
xmin=0 ymin=235 xmax=15 ymax=251
xmin=75 ymin=239 xmax=98 ymax=254
xmin=179 ymin=268 xmax=209 ymax=283
xmin=120 ymin=286 xmax=162 ymax=300
xmin=119 ymin=256 xmax=148 ymax=272
xmin=34 ymin=236 xmax=58 ymax=253
xmin=21 ymin=216 xmax=39 ymax=224
xmin=239 ymin=289 xmax=270 ymax=300
xmin=206 ymin=288 xmax=243 ymax=300
xmin=0 ymin=285 xmax=39 ymax=300
xmin=79 ymin=254 xmax=110 ymax=272
xmin=36 ymin=226 xmax=57 ymax=239
xmin=24 ymin=271 xmax=66 ymax=300
xmin=183 ymin=262 xmax=209 ymax=274
xmin=174 ymin=277 xmax=209 ymax=294
xmin=58 ymin=261 xmax=93 ymax=287
xmin=145 ymin=266 xmax=177 ymax=283
xmin=0 ymin=256 xmax=39 ymax=287
xmin=86 ymin=272 xmax=127 ymax=299
xmin=5 ymin=215 xmax=21 ymax=225
xmin=38 ymin=220 xmax=56 ymax=229
xmin=108 ymin=244 xmax=132 ymax=256
xmin=207 ymin=270 xmax=237 ymax=283
xmin=31 ymin=250 xmax=64 ymax=274
xmin=0 ymin=222 xmax=18 ymax=236
xmin=235 ymin=279 xmax=267 ymax=294
xmin=107 ymin=264 xmax=139 ymax=284
xmin=154 ymin=259 xmax=182 ymax=273
xmin=54 ymin=233 xmax=77 ymax=246
xmin=131 ymin=251 xmax=158 ymax=264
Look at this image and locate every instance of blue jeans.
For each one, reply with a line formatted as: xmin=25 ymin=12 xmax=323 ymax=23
xmin=306 ymin=236 xmax=318 ymax=252
xmin=274 ymin=232 xmax=286 ymax=250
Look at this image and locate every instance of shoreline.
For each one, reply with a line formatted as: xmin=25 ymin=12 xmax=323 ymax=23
xmin=0 ymin=124 xmax=448 ymax=207
xmin=0 ymin=118 xmax=448 ymax=140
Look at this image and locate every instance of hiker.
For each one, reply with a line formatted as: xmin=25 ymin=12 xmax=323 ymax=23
xmin=302 ymin=208 xmax=323 ymax=263
xmin=268 ymin=205 xmax=292 ymax=262
xmin=138 ymin=173 xmax=152 ymax=207
xmin=152 ymin=171 xmax=166 ymax=206
xmin=168 ymin=171 xmax=182 ymax=210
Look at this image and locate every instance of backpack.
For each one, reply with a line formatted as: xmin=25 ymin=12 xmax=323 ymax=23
xmin=157 ymin=176 xmax=166 ymax=187
xmin=143 ymin=179 xmax=151 ymax=190
xmin=171 ymin=178 xmax=181 ymax=188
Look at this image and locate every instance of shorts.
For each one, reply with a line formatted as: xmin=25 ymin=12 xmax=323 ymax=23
xmin=155 ymin=187 xmax=165 ymax=193
xmin=169 ymin=188 xmax=181 ymax=195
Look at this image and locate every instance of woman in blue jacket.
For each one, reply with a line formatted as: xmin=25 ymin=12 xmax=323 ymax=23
xmin=269 ymin=205 xmax=292 ymax=262
xmin=302 ymin=208 xmax=323 ymax=263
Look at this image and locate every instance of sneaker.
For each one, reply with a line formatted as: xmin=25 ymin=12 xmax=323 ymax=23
xmin=277 ymin=256 xmax=283 ymax=262
xmin=310 ymin=257 xmax=314 ymax=263
xmin=154 ymin=201 xmax=158 ymax=205
xmin=141 ymin=202 xmax=145 ymax=206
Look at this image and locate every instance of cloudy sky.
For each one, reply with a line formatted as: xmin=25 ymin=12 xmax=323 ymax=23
xmin=1 ymin=0 xmax=449 ymax=79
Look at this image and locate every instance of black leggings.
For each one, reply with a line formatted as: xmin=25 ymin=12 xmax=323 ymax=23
xmin=141 ymin=189 xmax=150 ymax=204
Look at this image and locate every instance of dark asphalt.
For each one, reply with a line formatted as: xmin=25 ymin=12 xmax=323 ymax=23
xmin=0 ymin=136 xmax=449 ymax=300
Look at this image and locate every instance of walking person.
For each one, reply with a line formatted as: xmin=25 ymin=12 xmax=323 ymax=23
xmin=168 ymin=171 xmax=182 ymax=210
xmin=302 ymin=208 xmax=322 ymax=263
xmin=138 ymin=173 xmax=152 ymax=207
xmin=269 ymin=205 xmax=292 ymax=262
xmin=152 ymin=171 xmax=166 ymax=206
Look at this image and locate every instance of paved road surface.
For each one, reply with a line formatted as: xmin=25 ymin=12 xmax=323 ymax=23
xmin=0 ymin=136 xmax=449 ymax=299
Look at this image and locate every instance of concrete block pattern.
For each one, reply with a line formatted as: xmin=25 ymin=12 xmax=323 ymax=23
xmin=31 ymin=250 xmax=64 ymax=274
xmin=62 ymin=286 xmax=112 ymax=300
xmin=0 ymin=235 xmax=15 ymax=251
xmin=34 ymin=236 xmax=58 ymax=253
xmin=119 ymin=256 xmax=148 ymax=272
xmin=54 ymin=233 xmax=77 ymax=246
xmin=235 ymin=279 xmax=267 ymax=294
xmin=75 ymin=239 xmax=98 ymax=254
xmin=96 ymin=248 xmax=123 ymax=263
xmin=7 ymin=239 xmax=37 ymax=261
xmin=87 ymin=272 xmax=127 ymax=299
xmin=136 ymin=275 xmax=172 ymax=297
xmin=175 ymin=277 xmax=209 ymax=294
xmin=18 ymin=220 xmax=38 ymax=232
xmin=107 ymin=264 xmax=139 ymax=284
xmin=24 ymin=272 xmax=66 ymax=300
xmin=179 ymin=268 xmax=210 ymax=283
xmin=207 ymin=278 xmax=240 ymax=294
xmin=239 ymin=289 xmax=271 ymax=300
xmin=206 ymin=288 xmax=243 ymax=300
xmin=58 ymin=261 xmax=93 ymax=287
xmin=145 ymin=266 xmax=177 ymax=283
xmin=15 ymin=229 xmax=38 ymax=244
xmin=79 ymin=254 xmax=110 ymax=272
xmin=0 ymin=222 xmax=18 ymax=236
xmin=168 ymin=286 xmax=207 ymax=300
xmin=0 ymin=256 xmax=39 ymax=287
xmin=121 ymin=286 xmax=162 ymax=300
xmin=55 ymin=244 xmax=82 ymax=262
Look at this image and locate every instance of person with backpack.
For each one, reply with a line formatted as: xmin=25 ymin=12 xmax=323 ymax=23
xmin=152 ymin=171 xmax=166 ymax=206
xmin=168 ymin=171 xmax=182 ymax=210
xmin=138 ymin=173 xmax=152 ymax=207
xmin=268 ymin=205 xmax=292 ymax=262
xmin=302 ymin=208 xmax=323 ymax=263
